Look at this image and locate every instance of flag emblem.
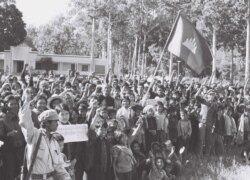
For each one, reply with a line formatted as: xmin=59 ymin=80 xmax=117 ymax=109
xmin=166 ymin=13 xmax=212 ymax=75
xmin=182 ymin=38 xmax=197 ymax=54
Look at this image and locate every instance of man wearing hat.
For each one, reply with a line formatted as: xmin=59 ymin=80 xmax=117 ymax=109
xmin=19 ymin=93 xmax=71 ymax=180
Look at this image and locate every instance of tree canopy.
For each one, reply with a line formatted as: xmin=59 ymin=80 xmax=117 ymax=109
xmin=0 ymin=3 xmax=26 ymax=51
xmin=26 ymin=0 xmax=248 ymax=76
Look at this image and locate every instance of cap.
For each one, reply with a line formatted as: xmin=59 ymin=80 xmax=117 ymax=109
xmin=47 ymin=95 xmax=65 ymax=109
xmin=38 ymin=110 xmax=59 ymax=122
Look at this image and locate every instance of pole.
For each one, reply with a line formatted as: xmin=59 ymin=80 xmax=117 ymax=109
xmin=169 ymin=53 xmax=173 ymax=78
xmin=212 ymin=25 xmax=217 ymax=83
xmin=230 ymin=48 xmax=234 ymax=84
xmin=90 ymin=0 xmax=96 ymax=73
xmin=177 ymin=60 xmax=181 ymax=76
xmin=245 ymin=0 xmax=250 ymax=82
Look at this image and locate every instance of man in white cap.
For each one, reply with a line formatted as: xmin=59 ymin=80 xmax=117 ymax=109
xmin=19 ymin=92 xmax=71 ymax=180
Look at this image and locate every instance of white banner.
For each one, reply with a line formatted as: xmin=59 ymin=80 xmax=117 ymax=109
xmin=56 ymin=124 xmax=88 ymax=143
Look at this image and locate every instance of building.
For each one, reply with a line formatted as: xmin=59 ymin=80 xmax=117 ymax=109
xmin=0 ymin=43 xmax=108 ymax=76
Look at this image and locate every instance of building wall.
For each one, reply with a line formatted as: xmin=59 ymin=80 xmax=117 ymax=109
xmin=0 ymin=45 xmax=108 ymax=75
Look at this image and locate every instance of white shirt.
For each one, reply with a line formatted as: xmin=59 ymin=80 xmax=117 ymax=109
xmin=155 ymin=112 xmax=168 ymax=132
xmin=19 ymin=102 xmax=71 ymax=179
xmin=116 ymin=107 xmax=135 ymax=129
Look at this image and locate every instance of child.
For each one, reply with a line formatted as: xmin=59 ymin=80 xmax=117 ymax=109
xmin=155 ymin=101 xmax=169 ymax=144
xmin=53 ymin=133 xmax=76 ymax=180
xmin=143 ymin=105 xmax=157 ymax=152
xmin=177 ymin=109 xmax=192 ymax=159
xmin=148 ymin=153 xmax=168 ymax=180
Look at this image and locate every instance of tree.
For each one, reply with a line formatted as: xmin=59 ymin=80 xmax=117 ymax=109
xmin=0 ymin=3 xmax=26 ymax=51
xmin=38 ymin=57 xmax=54 ymax=75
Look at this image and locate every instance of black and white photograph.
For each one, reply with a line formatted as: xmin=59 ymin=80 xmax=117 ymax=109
xmin=0 ymin=0 xmax=250 ymax=179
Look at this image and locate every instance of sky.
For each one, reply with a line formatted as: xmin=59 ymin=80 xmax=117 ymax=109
xmin=16 ymin=0 xmax=70 ymax=26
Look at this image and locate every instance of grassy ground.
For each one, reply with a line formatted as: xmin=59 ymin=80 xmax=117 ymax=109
xmin=178 ymin=145 xmax=250 ymax=180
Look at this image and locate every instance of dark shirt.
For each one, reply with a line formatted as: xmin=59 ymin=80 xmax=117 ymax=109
xmin=145 ymin=116 xmax=157 ymax=130
xmin=214 ymin=116 xmax=225 ymax=136
xmin=0 ymin=114 xmax=26 ymax=151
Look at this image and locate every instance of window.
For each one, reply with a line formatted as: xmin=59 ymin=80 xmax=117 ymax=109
xmin=82 ymin=65 xmax=89 ymax=71
xmin=95 ymin=65 xmax=105 ymax=74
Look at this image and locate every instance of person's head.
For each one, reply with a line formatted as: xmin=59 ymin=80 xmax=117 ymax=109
xmin=96 ymin=124 xmax=108 ymax=138
xmin=53 ymin=88 xmax=61 ymax=95
xmin=36 ymin=96 xmax=47 ymax=112
xmin=53 ymin=133 xmax=64 ymax=152
xmin=0 ymin=100 xmax=6 ymax=114
xmin=156 ymin=101 xmax=164 ymax=113
xmin=128 ymin=93 xmax=135 ymax=103
xmin=151 ymin=142 xmax=161 ymax=152
xmin=77 ymin=103 xmax=87 ymax=118
xmin=103 ymin=85 xmax=111 ymax=96
xmin=39 ymin=80 xmax=49 ymax=91
xmin=180 ymin=109 xmax=187 ymax=120
xmin=217 ymin=105 xmax=224 ymax=118
xmin=143 ymin=105 xmax=155 ymax=117
xmin=65 ymin=94 xmax=74 ymax=108
xmin=157 ymin=85 xmax=165 ymax=97
xmin=132 ymin=105 xmax=143 ymax=116
xmin=2 ymin=83 xmax=11 ymax=92
xmin=48 ymin=96 xmax=64 ymax=109
xmin=206 ymin=90 xmax=216 ymax=102
xmin=244 ymin=106 xmax=250 ymax=115
xmin=112 ymin=79 xmax=118 ymax=87
xmin=226 ymin=106 xmax=233 ymax=116
xmin=113 ymin=86 xmax=121 ymax=98
xmin=89 ymin=96 xmax=99 ymax=108
xmin=99 ymin=97 xmax=108 ymax=107
xmin=12 ymin=82 xmax=22 ymax=92
xmin=138 ymin=83 xmax=144 ymax=94
xmin=115 ymin=131 xmax=128 ymax=146
xmin=155 ymin=157 xmax=165 ymax=170
xmin=169 ymin=98 xmax=176 ymax=106
xmin=4 ymin=95 xmax=19 ymax=115
xmin=57 ymin=104 xmax=70 ymax=124
xmin=39 ymin=110 xmax=59 ymax=132
xmin=164 ymin=140 xmax=174 ymax=151
xmin=99 ymin=107 xmax=109 ymax=119
xmin=121 ymin=97 xmax=130 ymax=108
xmin=131 ymin=141 xmax=141 ymax=154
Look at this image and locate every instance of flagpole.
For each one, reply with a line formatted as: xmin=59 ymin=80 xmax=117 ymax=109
xmin=212 ymin=25 xmax=217 ymax=83
xmin=141 ymin=12 xmax=181 ymax=106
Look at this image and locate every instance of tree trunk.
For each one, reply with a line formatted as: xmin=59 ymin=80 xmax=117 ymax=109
xmin=142 ymin=33 xmax=147 ymax=76
xmin=128 ymin=44 xmax=132 ymax=75
xmin=132 ymin=37 xmax=138 ymax=76
xmin=90 ymin=0 xmax=96 ymax=73
xmin=246 ymin=0 xmax=250 ymax=82
xmin=230 ymin=48 xmax=234 ymax=84
xmin=107 ymin=12 xmax=112 ymax=73
xmin=137 ymin=38 xmax=141 ymax=75
xmin=212 ymin=25 xmax=217 ymax=83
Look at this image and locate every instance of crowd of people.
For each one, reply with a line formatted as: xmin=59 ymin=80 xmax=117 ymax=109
xmin=0 ymin=64 xmax=250 ymax=180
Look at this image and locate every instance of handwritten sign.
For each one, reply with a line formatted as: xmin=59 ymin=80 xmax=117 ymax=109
xmin=145 ymin=99 xmax=157 ymax=106
xmin=56 ymin=124 xmax=88 ymax=143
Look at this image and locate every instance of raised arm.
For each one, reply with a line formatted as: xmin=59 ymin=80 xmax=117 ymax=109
xmin=21 ymin=64 xmax=29 ymax=86
xmin=19 ymin=89 xmax=39 ymax=144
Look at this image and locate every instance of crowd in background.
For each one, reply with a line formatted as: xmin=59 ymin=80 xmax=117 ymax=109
xmin=0 ymin=64 xmax=250 ymax=180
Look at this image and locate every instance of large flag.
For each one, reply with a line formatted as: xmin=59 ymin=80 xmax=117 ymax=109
xmin=166 ymin=13 xmax=212 ymax=75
